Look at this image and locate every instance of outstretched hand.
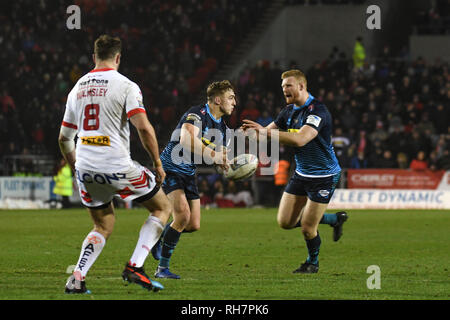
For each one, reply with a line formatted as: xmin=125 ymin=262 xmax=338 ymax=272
xmin=240 ymin=119 xmax=263 ymax=132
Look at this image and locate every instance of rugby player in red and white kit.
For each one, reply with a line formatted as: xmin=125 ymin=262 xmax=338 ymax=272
xmin=59 ymin=35 xmax=172 ymax=294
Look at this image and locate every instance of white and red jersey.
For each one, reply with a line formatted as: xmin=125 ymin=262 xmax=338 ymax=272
xmin=62 ymin=68 xmax=146 ymax=172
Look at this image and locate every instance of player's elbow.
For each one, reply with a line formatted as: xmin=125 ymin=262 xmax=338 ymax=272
xmin=294 ymin=132 xmax=316 ymax=147
xmin=136 ymin=125 xmax=152 ymax=137
xmin=294 ymin=135 xmax=308 ymax=147
xmin=180 ymin=133 xmax=194 ymax=150
xmin=295 ymin=140 xmax=306 ymax=147
xmin=58 ymin=133 xmax=70 ymax=143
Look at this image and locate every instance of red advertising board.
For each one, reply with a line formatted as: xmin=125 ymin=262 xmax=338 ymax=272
xmin=347 ymin=169 xmax=446 ymax=189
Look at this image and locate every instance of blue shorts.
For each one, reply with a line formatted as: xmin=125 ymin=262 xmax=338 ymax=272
xmin=285 ymin=172 xmax=341 ymax=204
xmin=162 ymin=171 xmax=200 ymax=200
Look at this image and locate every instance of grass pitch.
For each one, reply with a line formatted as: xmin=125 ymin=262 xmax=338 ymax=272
xmin=0 ymin=208 xmax=449 ymax=300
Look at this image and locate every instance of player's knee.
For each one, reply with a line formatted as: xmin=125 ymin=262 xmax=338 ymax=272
xmin=277 ymin=215 xmax=293 ymax=230
xmin=185 ymin=222 xmax=200 ymax=232
xmin=278 ymin=220 xmax=291 ymax=230
xmin=301 ymin=223 xmax=316 ymax=239
xmin=174 ymin=207 xmax=191 ymax=228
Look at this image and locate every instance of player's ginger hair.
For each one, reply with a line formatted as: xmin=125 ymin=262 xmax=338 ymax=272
xmin=281 ymin=69 xmax=307 ymax=88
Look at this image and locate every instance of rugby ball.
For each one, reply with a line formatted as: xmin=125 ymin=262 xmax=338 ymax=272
xmin=216 ymin=153 xmax=258 ymax=181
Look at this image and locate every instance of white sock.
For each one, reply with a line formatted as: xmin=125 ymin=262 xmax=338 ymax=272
xmin=73 ymin=231 xmax=106 ymax=280
xmin=129 ymin=216 xmax=164 ymax=268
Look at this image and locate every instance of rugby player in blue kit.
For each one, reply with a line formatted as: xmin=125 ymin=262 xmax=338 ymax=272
xmin=242 ymin=69 xmax=348 ymax=273
xmin=151 ymin=80 xmax=234 ymax=279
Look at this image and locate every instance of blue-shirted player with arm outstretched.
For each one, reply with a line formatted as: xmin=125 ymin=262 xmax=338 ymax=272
xmin=151 ymin=80 xmax=235 ymax=279
xmin=242 ymin=69 xmax=348 ymax=274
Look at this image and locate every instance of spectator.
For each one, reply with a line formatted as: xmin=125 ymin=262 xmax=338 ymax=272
xmin=0 ymin=90 xmax=16 ymax=114
xmin=396 ymin=152 xmax=409 ymax=169
xmin=386 ymin=126 xmax=409 ymax=156
xmin=199 ymin=179 xmax=213 ymax=207
xmin=332 ymin=127 xmax=351 ymax=167
xmin=409 ymin=151 xmax=428 ymax=170
xmin=377 ymin=150 xmax=397 ymax=168
xmin=436 ymin=149 xmax=450 ymax=170
xmin=52 ymin=158 xmax=73 ymax=209
xmin=233 ymin=181 xmax=254 ymax=207
xmin=432 ymin=103 xmax=449 ymax=134
xmin=352 ymin=36 xmax=366 ymax=70
xmin=223 ymin=180 xmax=254 ymax=208
xmin=213 ymin=180 xmax=234 ymax=208
xmin=369 ymin=120 xmax=388 ymax=143
xmin=350 ymin=151 xmax=368 ymax=169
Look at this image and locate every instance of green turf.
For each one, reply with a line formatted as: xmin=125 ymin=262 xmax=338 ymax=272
xmin=0 ymin=208 xmax=449 ymax=300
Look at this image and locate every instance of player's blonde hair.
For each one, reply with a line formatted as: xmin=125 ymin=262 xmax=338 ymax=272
xmin=281 ymin=69 xmax=307 ymax=88
xmin=207 ymin=80 xmax=234 ymax=103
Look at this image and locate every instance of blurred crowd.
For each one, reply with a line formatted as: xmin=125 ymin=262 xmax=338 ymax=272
xmin=230 ymin=46 xmax=450 ymax=172
xmin=0 ymin=0 xmax=267 ymax=161
xmin=1 ymin=0 xmax=449 ymax=208
xmin=414 ymin=0 xmax=450 ymax=35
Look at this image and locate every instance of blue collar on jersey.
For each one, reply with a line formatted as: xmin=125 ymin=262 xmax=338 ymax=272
xmin=205 ymin=103 xmax=222 ymax=123
xmin=293 ymin=93 xmax=314 ymax=110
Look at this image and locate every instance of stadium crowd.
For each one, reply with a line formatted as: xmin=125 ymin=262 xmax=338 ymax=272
xmin=231 ymin=50 xmax=450 ymax=172
xmin=0 ymin=0 xmax=267 ymax=163
xmin=414 ymin=0 xmax=450 ymax=35
xmin=1 ymin=0 xmax=449 ymax=207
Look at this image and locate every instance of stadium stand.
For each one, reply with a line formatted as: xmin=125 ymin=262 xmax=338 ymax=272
xmin=231 ymin=51 xmax=449 ymax=170
xmin=413 ymin=0 xmax=450 ymax=35
xmin=0 ymin=0 xmax=449 ymax=207
xmin=0 ymin=0 xmax=268 ymax=175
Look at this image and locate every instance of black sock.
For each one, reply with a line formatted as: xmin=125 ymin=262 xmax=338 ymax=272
xmin=159 ymin=226 xmax=181 ymax=268
xmin=305 ymin=232 xmax=321 ymax=265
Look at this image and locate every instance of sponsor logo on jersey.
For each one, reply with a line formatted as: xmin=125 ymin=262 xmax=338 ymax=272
xmin=306 ymin=115 xmax=322 ymax=127
xmin=186 ymin=113 xmax=202 ymax=122
xmin=80 ymin=136 xmax=111 ymax=146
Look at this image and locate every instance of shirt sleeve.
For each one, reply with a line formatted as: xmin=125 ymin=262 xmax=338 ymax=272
xmin=303 ymin=104 xmax=328 ymax=132
xmin=273 ymin=107 xmax=289 ymax=130
xmin=61 ymin=88 xmax=78 ymax=130
xmin=125 ymin=82 xmax=146 ymax=119
xmin=183 ymin=108 xmax=204 ymax=126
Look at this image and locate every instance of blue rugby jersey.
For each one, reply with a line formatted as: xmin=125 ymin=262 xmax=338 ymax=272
xmin=160 ymin=104 xmax=231 ymax=176
xmin=274 ymin=94 xmax=341 ymax=177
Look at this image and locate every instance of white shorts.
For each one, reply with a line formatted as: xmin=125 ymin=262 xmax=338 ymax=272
xmin=75 ymin=161 xmax=159 ymax=208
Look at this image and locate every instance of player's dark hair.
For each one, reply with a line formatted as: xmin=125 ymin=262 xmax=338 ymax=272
xmin=207 ymin=80 xmax=234 ymax=103
xmin=94 ymin=35 xmax=122 ymax=61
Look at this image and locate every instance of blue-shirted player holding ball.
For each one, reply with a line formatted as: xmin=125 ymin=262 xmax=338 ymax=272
xmin=151 ymin=80 xmax=234 ymax=279
xmin=242 ymin=69 xmax=348 ymax=273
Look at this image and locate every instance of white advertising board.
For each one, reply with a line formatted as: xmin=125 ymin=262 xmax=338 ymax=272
xmin=328 ymin=189 xmax=450 ymax=210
